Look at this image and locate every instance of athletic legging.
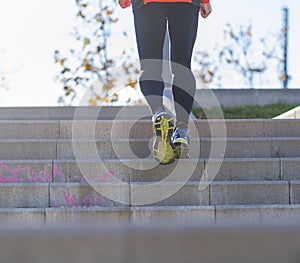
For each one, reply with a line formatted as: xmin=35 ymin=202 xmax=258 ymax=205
xmin=133 ymin=2 xmax=199 ymax=124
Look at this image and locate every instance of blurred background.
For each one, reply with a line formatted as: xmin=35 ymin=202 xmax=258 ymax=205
xmin=0 ymin=0 xmax=299 ymax=107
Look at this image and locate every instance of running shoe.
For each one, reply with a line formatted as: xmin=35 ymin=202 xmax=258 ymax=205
xmin=152 ymin=109 xmax=177 ymax=164
xmin=171 ymin=126 xmax=190 ymax=159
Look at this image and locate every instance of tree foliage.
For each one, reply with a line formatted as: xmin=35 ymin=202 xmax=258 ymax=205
xmin=194 ymin=23 xmax=282 ymax=88
xmin=194 ymin=50 xmax=219 ymax=87
xmin=54 ymin=0 xmax=138 ymax=106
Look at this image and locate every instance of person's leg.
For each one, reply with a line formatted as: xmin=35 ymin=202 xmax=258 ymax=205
xmin=133 ymin=3 xmax=168 ymax=114
xmin=167 ymin=3 xmax=199 ymax=126
xmin=133 ymin=4 xmax=177 ymax=164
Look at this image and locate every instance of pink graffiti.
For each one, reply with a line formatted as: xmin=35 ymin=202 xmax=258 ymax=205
xmin=0 ymin=162 xmax=114 ymax=184
xmin=64 ymin=190 xmax=104 ymax=208
xmin=0 ymin=163 xmax=24 ymax=183
xmin=53 ymin=164 xmax=65 ymax=183
xmin=1 ymin=162 xmax=115 ymax=208
xmin=51 ymin=188 xmax=104 ymax=208
xmin=0 ymin=163 xmax=64 ymax=183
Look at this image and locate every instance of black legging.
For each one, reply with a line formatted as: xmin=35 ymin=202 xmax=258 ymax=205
xmin=133 ymin=2 xmax=199 ymax=124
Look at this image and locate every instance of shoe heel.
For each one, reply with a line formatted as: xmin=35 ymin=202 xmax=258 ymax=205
xmin=153 ymin=113 xmax=176 ymax=164
xmin=154 ymin=114 xmax=174 ymax=138
xmin=175 ymin=142 xmax=190 ymax=159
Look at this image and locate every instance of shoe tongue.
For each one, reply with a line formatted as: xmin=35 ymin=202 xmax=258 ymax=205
xmin=177 ymin=126 xmax=187 ymax=132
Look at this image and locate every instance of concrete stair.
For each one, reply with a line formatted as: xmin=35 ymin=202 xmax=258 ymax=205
xmin=1 ymin=224 xmax=300 ymax=263
xmin=0 ymin=106 xmax=152 ymax=120
xmin=0 ymin=117 xmax=300 ymax=226
xmin=2 ymin=113 xmax=300 ymax=262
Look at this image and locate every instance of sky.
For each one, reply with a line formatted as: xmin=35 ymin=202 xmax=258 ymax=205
xmin=0 ymin=0 xmax=299 ymax=106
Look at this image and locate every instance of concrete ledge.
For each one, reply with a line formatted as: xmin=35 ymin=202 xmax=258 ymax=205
xmin=200 ymin=138 xmax=273 ymax=158
xmin=53 ymin=159 xmax=205 ymax=183
xmin=290 ymin=181 xmax=300 ymax=205
xmin=281 ymin=158 xmax=300 ymax=180
xmin=210 ymin=181 xmax=289 ymax=205
xmin=0 ymin=106 xmax=151 ymax=120
xmin=0 ymin=121 xmax=59 ymax=139
xmin=50 ymin=183 xmax=129 ymax=208
xmin=61 ymin=119 xmax=300 ymax=139
xmin=3 ymin=222 xmax=300 ymax=263
xmin=131 ymin=182 xmax=209 ymax=206
xmin=272 ymin=138 xmax=300 ymax=158
xmin=131 ymin=206 xmax=215 ymax=225
xmin=45 ymin=207 xmax=130 ymax=225
xmin=3 ymin=205 xmax=300 ymax=228
xmin=208 ymin=158 xmax=281 ymax=181
xmin=0 ymin=140 xmax=57 ymax=160
xmin=0 ymin=183 xmax=49 ymax=208
xmin=1 ymin=137 xmax=299 ymax=160
xmin=60 ymin=137 xmax=300 ymax=160
xmin=53 ymin=159 xmax=130 ymax=183
xmin=0 ymin=208 xmax=45 ymax=225
xmin=0 ymin=160 xmax=53 ymax=183
xmin=194 ymin=88 xmax=300 ymax=107
xmin=1 ymin=119 xmax=300 ymax=140
xmin=57 ymin=139 xmax=153 ymax=159
xmin=0 ymin=158 xmax=296 ymax=184
xmin=216 ymin=204 xmax=300 ymax=224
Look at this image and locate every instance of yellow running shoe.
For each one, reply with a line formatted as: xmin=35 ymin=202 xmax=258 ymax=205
xmin=152 ymin=109 xmax=177 ymax=164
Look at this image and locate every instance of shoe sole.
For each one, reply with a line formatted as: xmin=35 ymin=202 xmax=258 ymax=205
xmin=173 ymin=138 xmax=190 ymax=159
xmin=153 ymin=113 xmax=176 ymax=165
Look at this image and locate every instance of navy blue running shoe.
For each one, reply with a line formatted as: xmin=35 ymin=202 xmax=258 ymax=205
xmin=171 ymin=126 xmax=190 ymax=159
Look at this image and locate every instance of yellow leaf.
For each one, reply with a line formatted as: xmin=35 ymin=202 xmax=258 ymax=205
xmin=207 ymin=70 xmax=214 ymax=77
xmin=60 ymin=59 xmax=66 ymax=67
xmin=280 ymin=74 xmax=287 ymax=82
xmin=83 ymin=38 xmax=90 ymax=46
xmin=85 ymin=63 xmax=92 ymax=71
xmin=89 ymin=98 xmax=97 ymax=106
xmin=78 ymin=11 xmax=84 ymax=18
xmin=128 ymin=78 xmax=137 ymax=88
xmin=103 ymin=80 xmax=114 ymax=91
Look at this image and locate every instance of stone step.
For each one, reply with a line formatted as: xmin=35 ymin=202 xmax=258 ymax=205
xmin=1 ymin=137 xmax=296 ymax=160
xmin=2 ymin=220 xmax=300 ymax=263
xmin=2 ymin=181 xmax=300 ymax=208
xmin=1 ymin=158 xmax=299 ymax=183
xmin=0 ymin=160 xmax=53 ymax=183
xmin=132 ymin=204 xmax=300 ymax=225
xmin=2 ymin=205 xmax=300 ymax=226
xmin=130 ymin=181 xmax=291 ymax=207
xmin=0 ymin=121 xmax=60 ymax=139
xmin=1 ymin=119 xmax=300 ymax=139
xmin=0 ymin=183 xmax=49 ymax=208
xmin=0 ymin=139 xmax=57 ymax=160
xmin=54 ymin=137 xmax=300 ymax=159
xmin=0 ymin=208 xmax=45 ymax=226
xmin=0 ymin=106 xmax=152 ymax=120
